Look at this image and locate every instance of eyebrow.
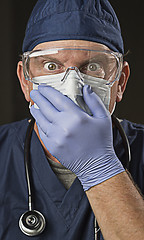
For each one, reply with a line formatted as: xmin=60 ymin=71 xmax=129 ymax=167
xmin=35 ymin=56 xmax=64 ymax=65
xmin=37 ymin=55 xmax=99 ymax=62
xmin=34 ymin=54 xmax=112 ymax=66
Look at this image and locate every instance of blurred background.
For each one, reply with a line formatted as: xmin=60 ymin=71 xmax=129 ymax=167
xmin=0 ymin=0 xmax=144 ymax=125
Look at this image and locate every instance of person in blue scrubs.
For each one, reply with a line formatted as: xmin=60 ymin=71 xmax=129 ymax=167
xmin=0 ymin=0 xmax=144 ymax=239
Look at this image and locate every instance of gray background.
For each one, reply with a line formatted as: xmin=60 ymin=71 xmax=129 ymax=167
xmin=0 ymin=1 xmax=144 ymax=125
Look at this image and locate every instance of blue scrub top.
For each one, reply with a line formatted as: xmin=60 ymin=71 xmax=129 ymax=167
xmin=0 ymin=119 xmax=144 ymax=239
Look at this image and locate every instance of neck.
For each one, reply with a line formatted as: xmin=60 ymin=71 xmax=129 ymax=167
xmin=34 ymin=122 xmax=61 ymax=164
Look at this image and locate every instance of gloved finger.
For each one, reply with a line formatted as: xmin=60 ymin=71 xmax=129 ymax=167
xmin=37 ymin=124 xmax=59 ymax=158
xmin=30 ymin=89 xmax=58 ymax=122
xmin=38 ymin=85 xmax=77 ymax=112
xmin=83 ymin=85 xmax=109 ymax=118
xmin=30 ymin=105 xmax=52 ymax=135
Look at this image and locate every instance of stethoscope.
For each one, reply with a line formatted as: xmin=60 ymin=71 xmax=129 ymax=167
xmin=19 ymin=114 xmax=131 ymax=239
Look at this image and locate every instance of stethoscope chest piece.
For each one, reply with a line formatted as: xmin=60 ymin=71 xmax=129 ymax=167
xmin=19 ymin=210 xmax=46 ymax=236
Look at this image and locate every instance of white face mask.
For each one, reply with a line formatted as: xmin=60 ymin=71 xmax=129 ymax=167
xmin=32 ymin=69 xmax=114 ymax=114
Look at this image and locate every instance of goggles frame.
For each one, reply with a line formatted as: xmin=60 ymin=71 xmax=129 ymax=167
xmin=22 ymin=47 xmax=123 ymax=86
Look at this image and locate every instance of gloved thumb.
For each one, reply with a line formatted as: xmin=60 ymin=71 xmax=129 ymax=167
xmin=83 ymin=85 xmax=109 ymax=118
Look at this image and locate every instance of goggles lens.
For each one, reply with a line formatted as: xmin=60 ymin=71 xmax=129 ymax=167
xmin=22 ymin=47 xmax=123 ymax=85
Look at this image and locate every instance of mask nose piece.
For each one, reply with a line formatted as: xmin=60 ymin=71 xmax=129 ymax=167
xmin=61 ymin=66 xmax=84 ymax=86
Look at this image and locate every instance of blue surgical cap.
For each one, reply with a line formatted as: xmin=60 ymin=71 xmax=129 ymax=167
xmin=22 ymin=0 xmax=124 ymax=54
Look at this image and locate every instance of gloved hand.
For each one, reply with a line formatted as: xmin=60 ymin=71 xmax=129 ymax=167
xmin=30 ymin=85 xmax=125 ymax=191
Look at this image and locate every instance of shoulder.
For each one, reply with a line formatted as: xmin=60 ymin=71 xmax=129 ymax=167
xmin=0 ymin=119 xmax=29 ymax=136
xmin=121 ymin=119 xmax=144 ymax=139
xmin=121 ymin=120 xmax=144 ymax=192
xmin=0 ymin=119 xmax=29 ymax=150
xmin=114 ymin=118 xmax=144 ymax=154
xmin=122 ymin=119 xmax=144 ymax=129
xmin=121 ymin=119 xmax=144 ymax=165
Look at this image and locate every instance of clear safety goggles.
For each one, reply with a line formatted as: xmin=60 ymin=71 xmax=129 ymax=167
xmin=22 ymin=47 xmax=123 ymax=86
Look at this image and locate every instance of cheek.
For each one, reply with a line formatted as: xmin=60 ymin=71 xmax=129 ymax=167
xmin=29 ymin=82 xmax=34 ymax=104
xmin=109 ymin=82 xmax=118 ymax=113
xmin=29 ymin=82 xmax=33 ymax=91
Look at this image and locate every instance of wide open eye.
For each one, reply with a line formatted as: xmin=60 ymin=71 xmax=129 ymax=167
xmin=44 ymin=62 xmax=59 ymax=71
xmin=87 ymin=63 xmax=100 ymax=72
xmin=81 ymin=62 xmax=105 ymax=78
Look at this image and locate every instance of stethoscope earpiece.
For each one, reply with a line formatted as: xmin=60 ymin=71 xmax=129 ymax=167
xmin=19 ymin=210 xmax=46 ymax=236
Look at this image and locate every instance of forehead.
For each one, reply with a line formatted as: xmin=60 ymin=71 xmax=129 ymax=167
xmin=33 ymin=40 xmax=111 ymax=51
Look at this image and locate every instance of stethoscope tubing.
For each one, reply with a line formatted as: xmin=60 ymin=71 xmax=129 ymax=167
xmin=112 ymin=115 xmax=131 ymax=170
xmin=24 ymin=117 xmax=35 ymax=211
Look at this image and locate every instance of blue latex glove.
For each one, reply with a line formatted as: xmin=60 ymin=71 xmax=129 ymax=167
xmin=30 ymin=85 xmax=125 ymax=191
